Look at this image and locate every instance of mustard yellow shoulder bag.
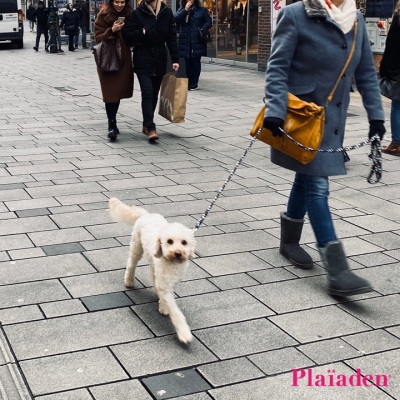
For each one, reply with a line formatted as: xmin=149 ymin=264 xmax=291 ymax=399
xmin=250 ymin=20 xmax=358 ymax=165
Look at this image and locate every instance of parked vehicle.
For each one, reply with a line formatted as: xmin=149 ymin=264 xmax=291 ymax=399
xmin=0 ymin=0 xmax=24 ymax=48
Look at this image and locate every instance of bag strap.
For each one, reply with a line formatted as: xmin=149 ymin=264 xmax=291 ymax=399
xmin=326 ymin=19 xmax=358 ymax=106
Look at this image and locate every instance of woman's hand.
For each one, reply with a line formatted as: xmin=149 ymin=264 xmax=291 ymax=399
xmin=172 ymin=63 xmax=179 ymax=71
xmin=111 ymin=20 xmax=124 ymax=33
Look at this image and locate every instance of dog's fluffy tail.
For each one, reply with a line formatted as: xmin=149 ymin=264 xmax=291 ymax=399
xmin=108 ymin=198 xmax=148 ymax=226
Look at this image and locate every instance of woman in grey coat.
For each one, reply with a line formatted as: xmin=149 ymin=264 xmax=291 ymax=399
xmin=263 ymin=0 xmax=386 ymax=296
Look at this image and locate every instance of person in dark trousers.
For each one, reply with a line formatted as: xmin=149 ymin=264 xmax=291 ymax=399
xmin=76 ymin=0 xmax=90 ymax=48
xmin=33 ymin=1 xmax=50 ymax=51
xmin=263 ymin=0 xmax=385 ymax=297
xmin=122 ymin=0 xmax=179 ymax=143
xmin=175 ymin=0 xmax=212 ymax=90
xmin=53 ymin=9 xmax=64 ymax=53
xmin=27 ymin=3 xmax=35 ymax=32
xmin=73 ymin=0 xmax=81 ymax=49
xmin=379 ymin=0 xmax=400 ymax=156
xmin=94 ymin=0 xmax=133 ymax=141
xmin=61 ymin=3 xmax=80 ymax=51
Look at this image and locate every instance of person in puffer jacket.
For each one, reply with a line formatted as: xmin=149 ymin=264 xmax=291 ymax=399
xmin=175 ymin=0 xmax=212 ymax=90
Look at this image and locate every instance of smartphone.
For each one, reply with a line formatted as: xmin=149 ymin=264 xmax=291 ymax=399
xmin=118 ymin=17 xmax=125 ymax=23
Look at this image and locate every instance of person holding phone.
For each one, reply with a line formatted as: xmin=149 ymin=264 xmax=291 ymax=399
xmin=175 ymin=0 xmax=212 ymax=90
xmin=122 ymin=0 xmax=179 ymax=142
xmin=94 ymin=0 xmax=133 ymax=141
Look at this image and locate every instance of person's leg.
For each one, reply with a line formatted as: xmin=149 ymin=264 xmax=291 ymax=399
xmin=105 ymin=101 xmax=120 ymax=141
xmin=74 ymin=29 xmax=79 ymax=48
xmin=68 ymin=34 xmax=75 ymax=51
xmin=151 ymin=75 xmax=164 ymax=113
xmin=34 ymin=24 xmax=42 ymax=49
xmin=43 ymin=27 xmax=49 ymax=51
xmin=81 ymin=25 xmax=87 ymax=47
xmin=383 ymin=99 xmax=400 ymax=154
xmin=191 ymin=56 xmax=202 ymax=86
xmin=185 ymin=57 xmax=193 ymax=87
xmin=137 ymin=74 xmax=158 ymax=141
xmin=56 ymin=34 xmax=63 ymax=51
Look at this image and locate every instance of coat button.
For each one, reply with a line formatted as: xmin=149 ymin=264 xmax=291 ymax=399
xmin=342 ymin=44 xmax=347 ymax=49
xmin=337 ymin=102 xmax=342 ymax=107
xmin=334 ymin=129 xmax=339 ymax=134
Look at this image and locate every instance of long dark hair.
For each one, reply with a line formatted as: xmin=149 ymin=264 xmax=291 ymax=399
xmin=105 ymin=0 xmax=133 ymax=16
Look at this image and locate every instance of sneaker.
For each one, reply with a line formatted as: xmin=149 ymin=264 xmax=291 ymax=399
xmin=58 ymin=48 xmax=64 ymax=53
xmin=82 ymin=45 xmax=89 ymax=49
xmin=33 ymin=46 xmax=38 ymax=51
xmin=74 ymin=44 xmax=78 ymax=49
xmin=189 ymin=84 xmax=199 ymax=91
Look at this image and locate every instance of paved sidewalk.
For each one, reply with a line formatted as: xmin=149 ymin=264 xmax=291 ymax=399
xmin=0 ymin=25 xmax=399 ymax=400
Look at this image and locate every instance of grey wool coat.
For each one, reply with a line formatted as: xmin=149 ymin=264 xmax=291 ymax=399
xmin=265 ymin=0 xmax=384 ymax=176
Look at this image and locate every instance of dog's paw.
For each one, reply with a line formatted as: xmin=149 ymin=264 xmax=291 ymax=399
xmin=158 ymin=302 xmax=169 ymax=316
xmin=124 ymin=279 xmax=134 ymax=288
xmin=177 ymin=325 xmax=193 ymax=344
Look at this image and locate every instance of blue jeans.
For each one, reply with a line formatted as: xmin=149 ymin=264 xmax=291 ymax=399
xmin=391 ymin=99 xmax=400 ymax=143
xmin=185 ymin=56 xmax=201 ymax=86
xmin=286 ymin=173 xmax=337 ymax=248
xmin=74 ymin=25 xmax=87 ymax=47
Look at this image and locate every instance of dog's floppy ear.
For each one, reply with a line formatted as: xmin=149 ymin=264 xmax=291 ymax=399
xmin=154 ymin=238 xmax=163 ymax=258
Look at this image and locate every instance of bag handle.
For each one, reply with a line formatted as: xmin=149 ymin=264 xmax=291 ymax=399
xmin=326 ymin=19 xmax=358 ymax=106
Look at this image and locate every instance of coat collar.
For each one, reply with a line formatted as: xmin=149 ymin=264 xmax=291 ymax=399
xmin=303 ymin=0 xmax=330 ymax=18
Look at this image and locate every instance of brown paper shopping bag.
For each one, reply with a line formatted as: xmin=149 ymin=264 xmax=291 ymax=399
xmin=158 ymin=73 xmax=188 ymax=123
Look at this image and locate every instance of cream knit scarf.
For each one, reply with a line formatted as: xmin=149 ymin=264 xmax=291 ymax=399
xmin=318 ymin=0 xmax=357 ymax=33
xmin=146 ymin=0 xmax=161 ymax=17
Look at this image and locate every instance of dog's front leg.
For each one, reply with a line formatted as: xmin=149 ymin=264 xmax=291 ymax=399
xmin=157 ymin=289 xmax=192 ymax=344
xmin=125 ymin=231 xmax=143 ymax=288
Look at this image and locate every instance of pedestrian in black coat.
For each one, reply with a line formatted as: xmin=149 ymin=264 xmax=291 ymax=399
xmin=27 ymin=4 xmax=35 ymax=32
xmin=33 ymin=1 xmax=50 ymax=52
xmin=122 ymin=0 xmax=179 ymax=142
xmin=175 ymin=0 xmax=212 ymax=90
xmin=61 ymin=3 xmax=80 ymax=51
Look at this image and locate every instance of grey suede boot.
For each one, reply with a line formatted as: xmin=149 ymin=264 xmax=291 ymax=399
xmin=319 ymin=241 xmax=373 ymax=297
xmin=280 ymin=212 xmax=313 ymax=269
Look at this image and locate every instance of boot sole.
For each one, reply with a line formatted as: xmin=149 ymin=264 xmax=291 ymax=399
xmin=108 ymin=132 xmax=117 ymax=141
xmin=279 ymin=248 xmax=313 ymax=269
xmin=328 ymin=285 xmax=373 ymax=297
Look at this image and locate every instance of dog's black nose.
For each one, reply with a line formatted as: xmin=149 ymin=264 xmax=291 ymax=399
xmin=175 ymin=252 xmax=182 ymax=259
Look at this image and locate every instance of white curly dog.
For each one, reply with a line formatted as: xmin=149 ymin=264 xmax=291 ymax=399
xmin=109 ymin=198 xmax=196 ymax=344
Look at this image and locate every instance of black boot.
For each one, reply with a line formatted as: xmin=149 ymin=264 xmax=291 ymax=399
xmin=107 ymin=119 xmax=119 ymax=141
xmin=319 ymin=241 xmax=373 ymax=297
xmin=280 ymin=212 xmax=313 ymax=269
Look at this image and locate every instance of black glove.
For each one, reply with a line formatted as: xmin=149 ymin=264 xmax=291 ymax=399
xmin=263 ymin=117 xmax=284 ymax=137
xmin=368 ymin=120 xmax=385 ymax=140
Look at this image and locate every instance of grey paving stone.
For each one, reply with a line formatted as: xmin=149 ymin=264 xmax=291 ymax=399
xmin=142 ymin=369 xmax=211 ymax=399
xmin=5 ymin=308 xmax=153 ymax=360
xmin=0 ymin=253 xmax=96 ymax=285
xmin=36 ymin=389 xmax=92 ymax=400
xmin=111 ymin=336 xmax=217 ymax=378
xmin=81 ymin=292 xmax=133 ymax=311
xmin=80 ymin=238 xmax=121 ymax=251
xmin=350 ymin=252 xmax=398 ymax=267
xmin=245 ymin=276 xmax=340 ymax=313
xmin=83 ymin=246 xmax=130 ymax=272
xmin=40 ymin=299 xmax=87 ymax=318
xmin=338 ymin=294 xmax=400 ymax=329
xmin=248 ymin=347 xmax=314 ymax=376
xmin=298 ymin=338 xmax=362 ymax=365
xmin=15 ymin=208 xmax=51 ymax=218
xmin=340 ymin=237 xmax=385 ymax=256
xmin=343 ymin=329 xmax=400 ymax=355
xmin=195 ymin=319 xmax=297 ymax=359
xmin=270 ymin=306 xmax=371 ymax=344
xmin=41 ymin=242 xmax=85 ymax=256
xmin=0 ymin=363 xmax=32 ymax=400
xmin=61 ymin=269 xmax=143 ymax=298
xmin=345 ymin=349 xmax=400 ymax=399
xmin=343 ymin=214 xmax=400 ymax=233
xmin=89 ymin=379 xmax=152 ymax=400
xmin=197 ymin=357 xmax=264 ymax=387
xmin=208 ymin=273 xmax=259 ymax=290
xmin=209 ymin=363 xmax=391 ymax=400
xmin=0 ymin=188 xmax=31 ymax=202
xmin=7 ymin=198 xmax=59 ymax=212
xmin=25 ymin=182 xmax=104 ymax=198
xmin=134 ymin=289 xmax=273 ymax=336
xmin=28 ymin=227 xmax=95 ymax=246
xmin=20 ymin=348 xmax=128 ymax=396
xmin=193 ymin=253 xmax=271 ymax=276
xmin=247 ymin=267 xmax=298 ymax=284
xmin=0 ymin=280 xmax=70 ymax=308
xmin=55 ymin=192 xmax=109 ymax=206
xmin=125 ymin=287 xmax=159 ymax=304
xmin=361 ymin=232 xmax=400 ymax=251
xmin=168 ymin=394 xmax=212 ymax=400
xmin=8 ymin=247 xmax=46 ymax=260
xmin=0 ymin=305 xmax=43 ymax=325
xmin=175 ymin=279 xmax=219 ymax=297
xmin=50 ymin=209 xmax=111 ymax=229
xmin=195 ymin=230 xmax=278 ymax=257
xmin=0 ymin=215 xmax=57 ymax=235
xmin=200 ymin=210 xmax=256 ymax=226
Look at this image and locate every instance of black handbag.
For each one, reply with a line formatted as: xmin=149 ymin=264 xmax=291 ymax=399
xmin=198 ymin=27 xmax=212 ymax=43
xmin=380 ymin=69 xmax=400 ymax=100
xmin=93 ymin=39 xmax=124 ymax=72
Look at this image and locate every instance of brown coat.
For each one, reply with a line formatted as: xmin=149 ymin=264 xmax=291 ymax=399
xmin=94 ymin=6 xmax=133 ymax=103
